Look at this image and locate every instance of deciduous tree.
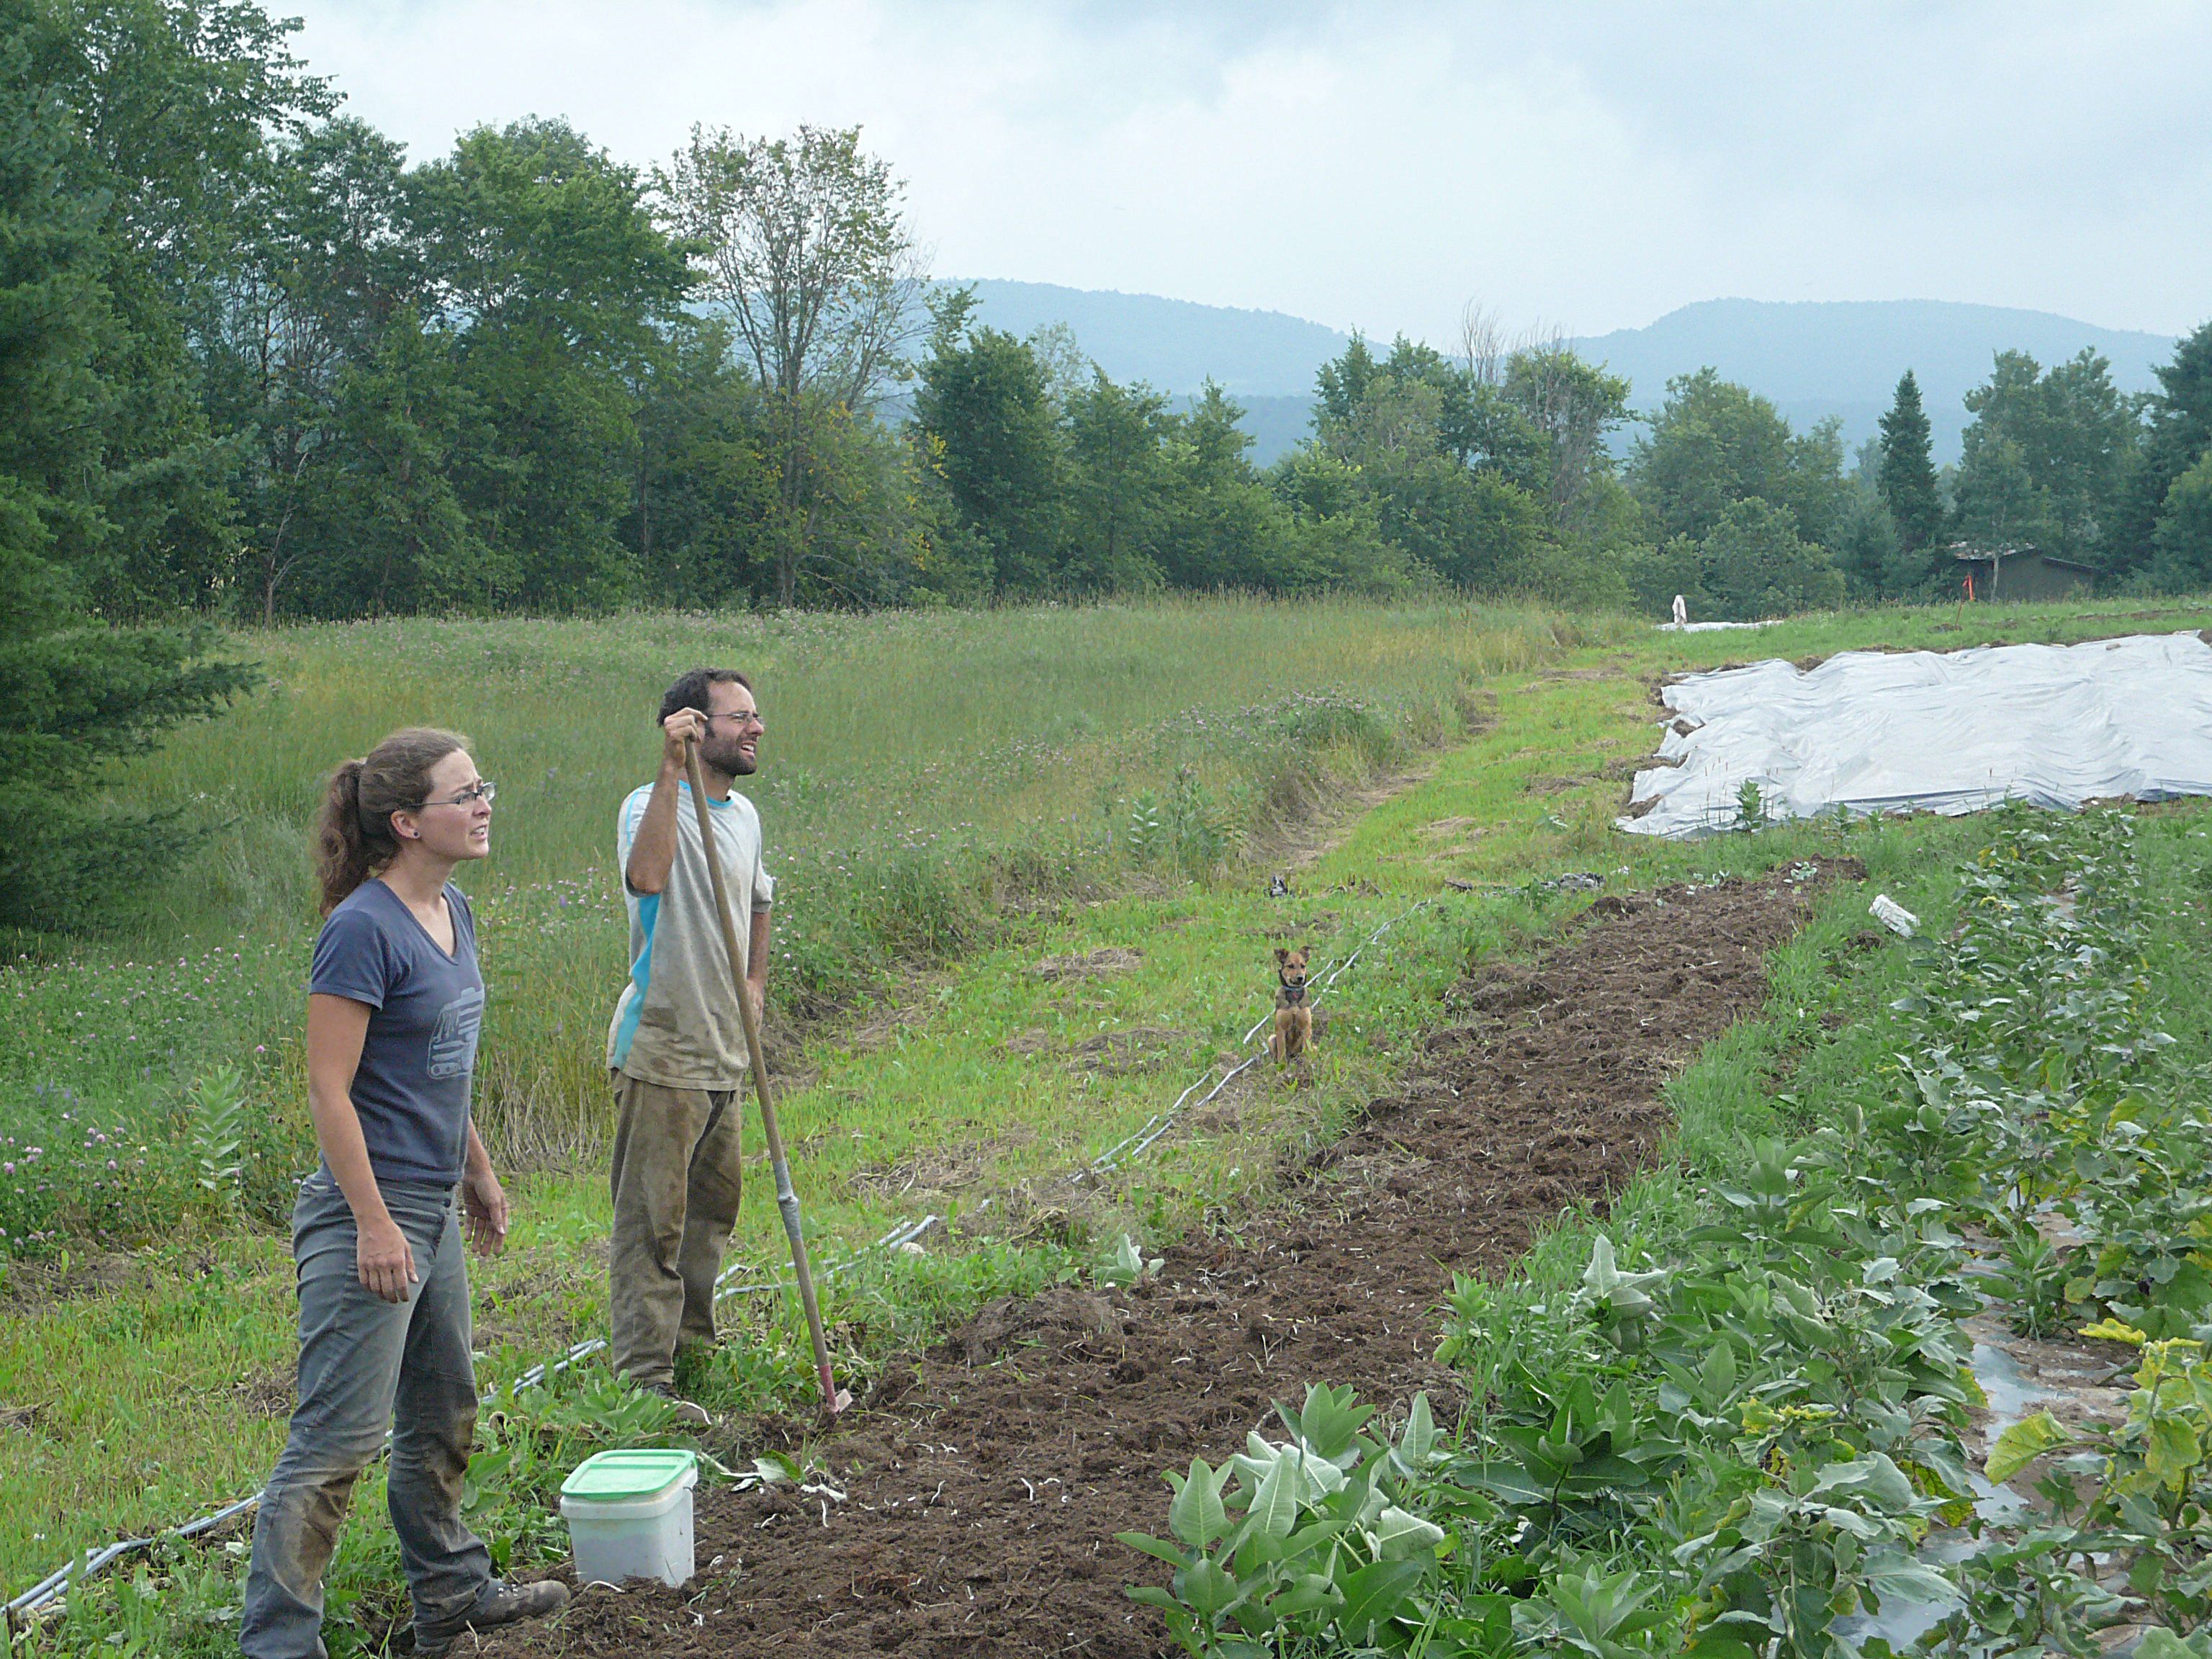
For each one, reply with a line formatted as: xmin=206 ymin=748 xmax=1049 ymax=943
xmin=1955 ymin=349 xmax=2134 ymax=567
xmin=1629 ymin=368 xmax=1847 ymax=549
xmin=2149 ymin=451 xmax=2212 ymax=591
xmin=912 ymin=295 xmax=1067 ymax=594
xmin=1064 ymin=370 xmax=1169 ymax=590
xmin=660 ymin=124 xmax=925 ymax=605
xmin=416 ymin=118 xmax=690 ymax=611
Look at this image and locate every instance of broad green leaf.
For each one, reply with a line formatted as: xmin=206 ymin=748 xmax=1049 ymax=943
xmin=1271 ymin=1572 xmax=1343 ymax=1617
xmin=1547 ymin=1563 xmax=1665 ymax=1642
xmin=1769 ymin=1274 xmax=1822 ymax=1321
xmin=1177 ymin=1557 xmax=1242 ymax=1617
xmin=1168 ymin=1458 xmax=1229 ymax=1550
xmin=1292 ymin=1449 xmax=1347 ymax=1500
xmin=1229 ymin=1522 xmax=1282 ymax=1578
xmin=1278 ymin=1517 xmax=1345 ymax=1566
xmin=1117 ymin=1531 xmax=1190 ymax=1569
xmin=1699 ymin=1341 xmax=1737 ymax=1404
xmin=1448 ymin=1593 xmax=1517 ymax=1655
xmin=1681 ymin=1635 xmax=1763 ymax=1659
xmin=753 ymin=1451 xmax=801 ymax=1485
xmin=1369 ymin=1504 xmax=1447 ymax=1559
xmin=1286 ymin=1382 xmax=1373 ymax=1461
xmin=1986 ymin=1411 xmax=2074 ymax=1485
xmin=1336 ymin=1557 xmax=1428 ymax=1641
xmin=1462 ymin=1457 xmax=1552 ymax=1504
xmin=1246 ymin=1449 xmax=1301 ymax=1541
xmin=2134 ymin=1629 xmax=2212 ymax=1659
xmin=1820 ymin=1506 xmax=1884 ymax=1539
xmin=1807 ymin=1453 xmax=1917 ymax=1511
xmin=1583 ymin=1232 xmax=1625 ymax=1294
xmin=1859 ymin=1549 xmax=1961 ymax=1609
xmin=1396 ymin=1392 xmax=1436 ymax=1470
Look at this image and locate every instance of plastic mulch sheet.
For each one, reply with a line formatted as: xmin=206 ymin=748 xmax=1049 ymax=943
xmin=1619 ymin=630 xmax=2212 ymax=839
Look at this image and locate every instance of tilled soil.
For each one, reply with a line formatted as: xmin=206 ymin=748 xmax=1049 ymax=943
xmin=490 ymin=867 xmax=1833 ymax=1658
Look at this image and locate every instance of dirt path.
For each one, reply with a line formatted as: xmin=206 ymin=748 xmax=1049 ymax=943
xmin=489 ymin=867 xmax=1830 ymax=1658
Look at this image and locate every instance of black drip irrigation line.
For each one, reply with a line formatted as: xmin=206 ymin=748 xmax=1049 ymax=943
xmin=1077 ymin=899 xmax=1432 ymax=1179
xmin=6 ymin=899 xmax=1436 ymax=1628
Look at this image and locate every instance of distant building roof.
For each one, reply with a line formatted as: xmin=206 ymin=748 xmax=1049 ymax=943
xmin=1946 ymin=543 xmax=2097 ymax=573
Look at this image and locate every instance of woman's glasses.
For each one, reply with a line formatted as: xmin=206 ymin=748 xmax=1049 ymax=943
xmin=418 ymin=781 xmax=496 ymax=809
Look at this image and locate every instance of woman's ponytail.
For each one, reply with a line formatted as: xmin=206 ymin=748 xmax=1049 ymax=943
xmin=313 ymin=729 xmax=468 ymax=913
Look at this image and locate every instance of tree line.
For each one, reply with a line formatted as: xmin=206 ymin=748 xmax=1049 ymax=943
xmin=7 ymin=0 xmax=2212 ymax=631
xmin=7 ymin=0 xmax=2212 ymax=927
xmin=0 ymin=0 xmax=1658 ymax=624
xmin=1629 ymin=343 xmax=2212 ymax=620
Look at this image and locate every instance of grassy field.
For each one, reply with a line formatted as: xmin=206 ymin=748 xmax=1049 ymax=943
xmin=0 ymin=597 xmax=1610 ymax=1213
xmin=7 ymin=590 xmax=2212 ymax=1651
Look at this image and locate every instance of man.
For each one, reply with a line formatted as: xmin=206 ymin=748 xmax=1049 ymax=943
xmin=605 ymin=668 xmax=773 ymax=1424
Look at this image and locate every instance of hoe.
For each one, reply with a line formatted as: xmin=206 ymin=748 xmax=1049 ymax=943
xmin=683 ymin=736 xmax=851 ymax=1418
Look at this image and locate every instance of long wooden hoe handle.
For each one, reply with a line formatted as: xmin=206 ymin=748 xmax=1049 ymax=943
xmin=683 ymin=737 xmax=849 ymax=1417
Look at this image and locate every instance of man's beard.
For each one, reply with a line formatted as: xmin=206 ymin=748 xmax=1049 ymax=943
xmin=703 ymin=736 xmax=756 ymax=776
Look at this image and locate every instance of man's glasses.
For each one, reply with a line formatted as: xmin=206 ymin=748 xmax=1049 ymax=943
xmin=418 ymin=781 xmax=496 ymax=809
xmin=713 ymin=710 xmax=765 ymax=730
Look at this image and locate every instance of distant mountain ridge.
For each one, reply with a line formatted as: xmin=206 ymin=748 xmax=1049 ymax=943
xmin=946 ymin=282 xmax=2182 ymax=466
xmin=944 ymin=279 xmax=1341 ymax=462
xmin=1571 ymin=298 xmax=2177 ymax=462
xmin=946 ymin=279 xmax=1348 ymax=398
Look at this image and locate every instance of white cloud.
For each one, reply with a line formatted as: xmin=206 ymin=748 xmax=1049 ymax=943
xmin=285 ymin=0 xmax=2212 ymax=340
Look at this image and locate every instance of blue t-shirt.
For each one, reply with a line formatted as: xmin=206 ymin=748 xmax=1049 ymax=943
xmin=309 ymin=880 xmax=485 ymax=1187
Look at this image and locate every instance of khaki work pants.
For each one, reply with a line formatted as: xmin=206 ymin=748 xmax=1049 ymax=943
xmin=608 ymin=1073 xmax=743 ymax=1388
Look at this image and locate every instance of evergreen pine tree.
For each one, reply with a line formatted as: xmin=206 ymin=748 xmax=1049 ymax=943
xmin=2112 ymin=320 xmax=2212 ymax=577
xmin=1877 ymin=369 xmax=1944 ymax=554
xmin=1 ymin=3 xmax=256 ymax=930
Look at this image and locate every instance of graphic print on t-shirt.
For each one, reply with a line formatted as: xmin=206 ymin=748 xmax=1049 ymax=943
xmin=426 ymin=984 xmax=485 ymax=1080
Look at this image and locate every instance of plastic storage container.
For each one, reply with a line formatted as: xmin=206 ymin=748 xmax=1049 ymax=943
xmin=559 ymin=1449 xmax=699 ymax=1587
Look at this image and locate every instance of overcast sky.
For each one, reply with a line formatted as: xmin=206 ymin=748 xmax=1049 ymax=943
xmin=285 ymin=1 xmax=2212 ymax=343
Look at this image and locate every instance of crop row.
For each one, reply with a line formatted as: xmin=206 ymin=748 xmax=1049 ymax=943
xmin=1125 ymin=808 xmax=2212 ymax=1658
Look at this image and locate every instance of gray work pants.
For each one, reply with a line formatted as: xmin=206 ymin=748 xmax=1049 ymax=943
xmin=240 ymin=1172 xmax=490 ymax=1659
xmin=608 ymin=1073 xmax=742 ymax=1388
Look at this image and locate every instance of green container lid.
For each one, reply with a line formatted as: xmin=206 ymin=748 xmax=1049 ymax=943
xmin=560 ymin=1448 xmax=698 ymax=1503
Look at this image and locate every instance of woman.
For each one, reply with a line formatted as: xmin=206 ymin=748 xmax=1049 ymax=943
xmin=240 ymin=729 xmax=567 ymax=1659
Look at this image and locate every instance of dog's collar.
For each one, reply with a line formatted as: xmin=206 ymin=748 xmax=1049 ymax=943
xmin=1277 ymin=979 xmax=1308 ymax=1004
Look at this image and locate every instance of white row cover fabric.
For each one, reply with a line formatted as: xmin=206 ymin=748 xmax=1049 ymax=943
xmin=1619 ymin=631 xmax=2212 ymax=839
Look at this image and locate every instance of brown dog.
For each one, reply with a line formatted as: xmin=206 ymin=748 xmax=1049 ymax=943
xmin=1269 ymin=946 xmax=1312 ymax=1063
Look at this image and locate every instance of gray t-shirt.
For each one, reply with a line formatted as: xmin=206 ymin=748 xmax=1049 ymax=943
xmin=310 ymin=879 xmax=485 ymax=1187
xmin=606 ymin=780 xmax=773 ymax=1090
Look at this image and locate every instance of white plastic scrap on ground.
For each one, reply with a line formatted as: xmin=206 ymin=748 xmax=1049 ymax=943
xmin=1620 ymin=631 xmax=2212 ymax=839
xmin=1869 ymin=895 xmax=1920 ymax=938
